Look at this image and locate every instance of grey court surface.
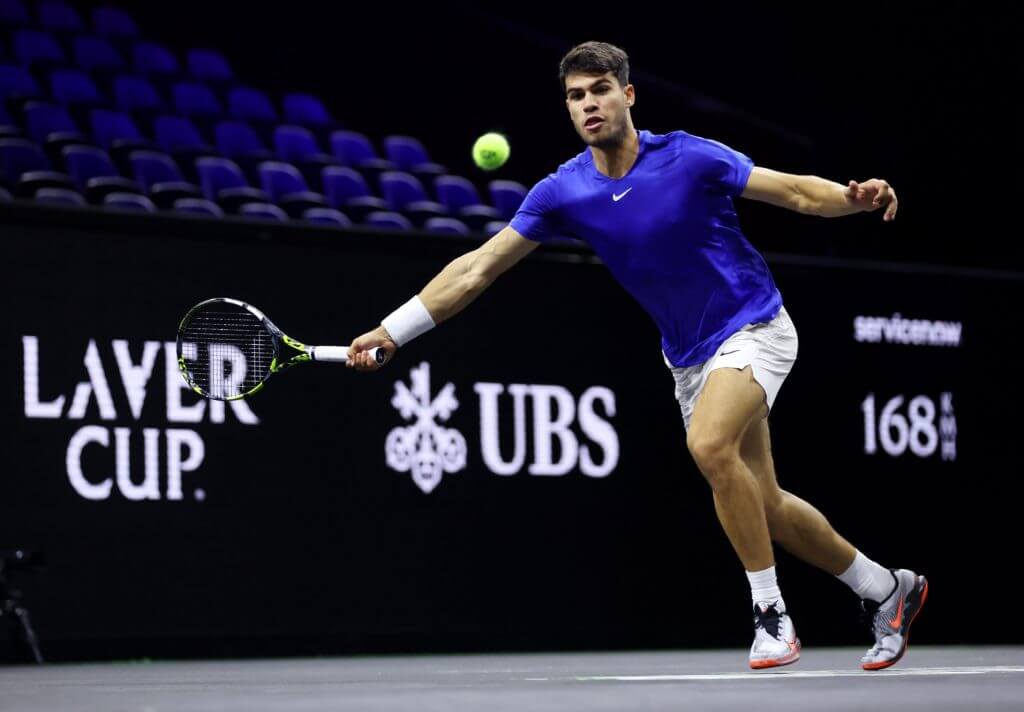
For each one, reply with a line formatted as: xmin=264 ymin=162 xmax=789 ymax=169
xmin=1 ymin=647 xmax=1022 ymax=712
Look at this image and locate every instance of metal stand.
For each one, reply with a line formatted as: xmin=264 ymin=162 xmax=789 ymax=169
xmin=0 ymin=550 xmax=45 ymax=664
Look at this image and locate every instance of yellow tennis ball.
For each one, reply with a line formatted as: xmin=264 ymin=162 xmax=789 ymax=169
xmin=472 ymin=132 xmax=510 ymax=171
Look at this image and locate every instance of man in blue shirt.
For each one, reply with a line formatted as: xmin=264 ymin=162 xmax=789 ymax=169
xmin=349 ymin=41 xmax=926 ymax=671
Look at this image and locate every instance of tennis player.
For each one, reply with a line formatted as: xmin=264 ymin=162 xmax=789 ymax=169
xmin=348 ymin=41 xmax=926 ymax=670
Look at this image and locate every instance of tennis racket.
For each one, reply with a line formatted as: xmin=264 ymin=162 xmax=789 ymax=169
xmin=177 ymin=297 xmax=387 ymax=400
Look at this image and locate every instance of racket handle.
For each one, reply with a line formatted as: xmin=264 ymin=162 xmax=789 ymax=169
xmin=310 ymin=345 xmax=388 ymax=365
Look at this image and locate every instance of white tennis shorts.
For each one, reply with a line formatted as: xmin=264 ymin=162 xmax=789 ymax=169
xmin=664 ymin=306 xmax=798 ymax=429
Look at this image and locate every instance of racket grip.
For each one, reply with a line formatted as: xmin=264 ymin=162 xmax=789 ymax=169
xmin=310 ymin=345 xmax=388 ymax=365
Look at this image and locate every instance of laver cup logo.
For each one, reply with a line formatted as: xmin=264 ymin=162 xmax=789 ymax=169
xmin=21 ymin=336 xmax=259 ymax=502
xmin=385 ymin=362 xmax=621 ymax=493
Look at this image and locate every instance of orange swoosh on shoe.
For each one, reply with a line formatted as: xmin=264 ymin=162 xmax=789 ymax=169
xmin=888 ymin=597 xmax=905 ymax=630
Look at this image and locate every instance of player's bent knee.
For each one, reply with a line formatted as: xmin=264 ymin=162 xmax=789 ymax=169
xmin=687 ymin=433 xmax=740 ymax=479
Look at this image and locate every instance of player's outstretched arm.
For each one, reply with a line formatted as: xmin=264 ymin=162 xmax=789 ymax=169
xmin=741 ymin=166 xmax=898 ymax=221
xmin=347 ymin=226 xmax=539 ymax=371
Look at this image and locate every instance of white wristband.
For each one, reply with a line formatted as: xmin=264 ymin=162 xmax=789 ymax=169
xmin=381 ymin=296 xmax=436 ymax=347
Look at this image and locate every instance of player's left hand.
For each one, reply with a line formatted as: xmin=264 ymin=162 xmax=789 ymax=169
xmin=845 ymin=179 xmax=898 ymax=221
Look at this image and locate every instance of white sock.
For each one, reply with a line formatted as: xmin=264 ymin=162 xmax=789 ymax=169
xmin=747 ymin=566 xmax=782 ymax=604
xmin=837 ymin=550 xmax=896 ymax=602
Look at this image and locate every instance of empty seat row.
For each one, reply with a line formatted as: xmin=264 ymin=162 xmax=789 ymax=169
xmin=1 ymin=2 xmax=138 ymax=38
xmin=4 ymin=104 xmax=470 ymax=195
xmin=2 ymin=96 xmax=407 ymax=171
xmin=0 ymin=135 xmax=529 ymax=221
xmin=4 ymin=30 xmax=233 ymax=81
xmin=2 ymin=63 xmax=336 ymax=128
xmin=10 ymin=178 xmax=509 ymax=237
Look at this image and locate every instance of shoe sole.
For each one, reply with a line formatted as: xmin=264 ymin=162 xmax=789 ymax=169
xmin=862 ymin=575 xmax=929 ymax=671
xmin=750 ymin=639 xmax=802 ymax=669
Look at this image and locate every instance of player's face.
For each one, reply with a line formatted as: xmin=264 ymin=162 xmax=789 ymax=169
xmin=565 ymin=72 xmax=634 ymax=147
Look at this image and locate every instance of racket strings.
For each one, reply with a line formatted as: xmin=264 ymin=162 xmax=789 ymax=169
xmin=180 ymin=309 xmax=276 ymax=398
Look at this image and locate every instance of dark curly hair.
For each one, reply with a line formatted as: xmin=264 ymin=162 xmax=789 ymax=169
xmin=558 ymin=41 xmax=630 ymax=91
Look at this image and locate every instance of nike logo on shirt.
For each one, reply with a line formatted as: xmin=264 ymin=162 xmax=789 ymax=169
xmin=612 ymin=187 xmax=633 ymax=202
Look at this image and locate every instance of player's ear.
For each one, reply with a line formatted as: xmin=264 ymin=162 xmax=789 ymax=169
xmin=624 ymin=84 xmax=635 ymax=108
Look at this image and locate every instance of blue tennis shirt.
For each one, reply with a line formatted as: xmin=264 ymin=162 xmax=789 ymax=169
xmin=510 ymin=129 xmax=783 ymax=367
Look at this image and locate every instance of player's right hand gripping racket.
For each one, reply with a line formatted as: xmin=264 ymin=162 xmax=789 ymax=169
xmin=177 ymin=297 xmax=387 ymax=400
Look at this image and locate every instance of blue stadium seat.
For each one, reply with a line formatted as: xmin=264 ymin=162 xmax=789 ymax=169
xmin=0 ymin=102 xmax=17 ymax=138
xmin=195 ymin=156 xmax=269 ymax=213
xmin=273 ymin=125 xmax=335 ymax=189
xmin=273 ymin=125 xmax=330 ymax=162
xmin=152 ymin=116 xmax=214 ymax=179
xmin=434 ymin=174 xmax=501 ymax=229
xmin=12 ymin=30 xmax=65 ymax=67
xmin=128 ymin=150 xmax=202 ymax=207
xmin=488 ymin=179 xmax=528 ymax=220
xmin=329 ymin=130 xmax=394 ymax=186
xmin=172 ymin=81 xmax=223 ymax=119
xmin=483 ymin=220 xmax=508 ymax=235
xmin=256 ymin=160 xmax=326 ymax=216
xmin=62 ymin=144 xmax=139 ymax=202
xmin=0 ymin=184 xmax=12 ymax=200
xmin=104 ymin=191 xmax=155 ymax=212
xmin=133 ymin=41 xmax=180 ymax=76
xmin=0 ymin=0 xmax=29 ymax=27
xmin=155 ymin=115 xmax=209 ymax=152
xmin=90 ymin=109 xmax=144 ymax=148
xmin=24 ymin=102 xmax=79 ymax=144
xmin=0 ymin=137 xmax=73 ymax=195
xmin=383 ymin=135 xmax=446 ymax=182
xmin=49 ymin=70 xmax=104 ymax=109
xmin=213 ymin=120 xmax=274 ymax=180
xmin=364 ymin=210 xmax=413 ymax=231
xmin=282 ymin=93 xmax=335 ymax=129
xmin=0 ymin=102 xmax=16 ymax=137
xmin=73 ymin=36 xmax=125 ymax=73
xmin=91 ymin=7 xmax=139 ymax=39
xmin=0 ymin=63 xmax=41 ymax=106
xmin=214 ymin=120 xmax=270 ymax=155
xmin=23 ymin=102 xmax=87 ymax=159
xmin=37 ymin=1 xmax=85 ymax=33
xmin=433 ymin=175 xmax=481 ymax=212
xmin=321 ymin=165 xmax=387 ymax=221
xmin=186 ymin=49 xmax=233 ymax=83
xmin=0 ymin=137 xmax=47 ymax=183
xmin=112 ymin=75 xmax=163 ymax=114
xmin=454 ymin=203 xmax=502 ymax=231
xmin=302 ymin=207 xmax=351 ymax=228
xmin=227 ymin=86 xmax=277 ymax=123
xmin=238 ymin=201 xmax=288 ymax=222
xmin=172 ymin=197 xmax=224 ymax=217
xmin=424 ymin=216 xmax=471 ymax=236
xmin=89 ymin=108 xmax=151 ymax=168
xmin=34 ymin=186 xmax=85 ymax=205
xmin=378 ymin=170 xmax=447 ymax=226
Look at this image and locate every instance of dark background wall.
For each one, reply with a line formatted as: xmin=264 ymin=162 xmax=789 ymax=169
xmin=1 ymin=205 xmax=1018 ymax=661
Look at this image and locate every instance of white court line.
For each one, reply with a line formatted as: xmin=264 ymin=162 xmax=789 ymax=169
xmin=568 ymin=666 xmax=1024 ymax=682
